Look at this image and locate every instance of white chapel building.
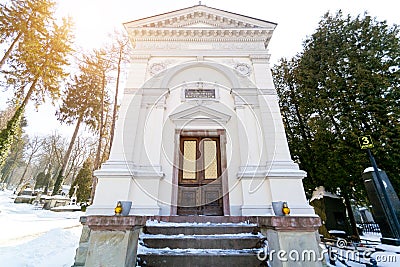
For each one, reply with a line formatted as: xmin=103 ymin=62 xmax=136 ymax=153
xmin=87 ymin=4 xmax=315 ymax=217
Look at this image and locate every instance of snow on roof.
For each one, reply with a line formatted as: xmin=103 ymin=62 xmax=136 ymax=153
xmin=328 ymin=230 xmax=346 ymax=234
xmin=363 ymin=167 xmax=381 ymax=173
xmin=310 ymin=186 xmax=340 ymax=202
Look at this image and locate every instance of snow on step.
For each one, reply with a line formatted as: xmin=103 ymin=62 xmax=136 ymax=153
xmin=144 ymin=220 xmax=259 ymax=236
xmin=140 ymin=232 xmax=263 ymax=238
xmin=138 ymin=247 xmax=260 ymax=255
xmin=136 ymin=221 xmax=266 ymax=266
xmin=146 ymin=219 xmax=257 ymax=226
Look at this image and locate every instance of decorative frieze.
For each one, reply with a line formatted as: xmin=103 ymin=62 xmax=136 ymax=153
xmin=135 ymin=41 xmax=264 ymax=51
xmin=128 ymin=28 xmax=273 ymax=43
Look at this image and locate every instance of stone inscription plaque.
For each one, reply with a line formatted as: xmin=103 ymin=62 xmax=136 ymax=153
xmin=185 ymin=89 xmax=215 ymax=99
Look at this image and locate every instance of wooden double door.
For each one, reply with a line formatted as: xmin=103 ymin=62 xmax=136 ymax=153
xmin=177 ymin=136 xmax=223 ymax=215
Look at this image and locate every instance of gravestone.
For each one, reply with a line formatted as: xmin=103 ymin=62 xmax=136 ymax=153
xmin=363 ymin=169 xmax=400 ymax=245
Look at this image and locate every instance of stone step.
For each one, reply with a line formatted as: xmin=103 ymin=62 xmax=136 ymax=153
xmin=137 ymin=249 xmax=266 ymax=267
xmin=141 ymin=234 xmax=262 ymax=249
xmin=144 ymin=224 xmax=259 ymax=235
xmin=137 ymin=221 xmax=267 ymax=267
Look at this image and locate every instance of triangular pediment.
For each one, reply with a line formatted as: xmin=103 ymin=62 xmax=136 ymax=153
xmin=170 ymin=105 xmax=231 ymax=124
xmin=124 ymin=4 xmax=276 ymax=30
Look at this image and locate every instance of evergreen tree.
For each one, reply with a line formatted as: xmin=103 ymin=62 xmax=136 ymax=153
xmin=0 ymin=106 xmax=24 ymax=167
xmin=69 ymin=160 xmax=92 ymax=203
xmin=0 ymin=106 xmax=27 ymax=179
xmin=273 ymin=11 xmax=400 ymax=237
xmin=34 ymin=171 xmax=48 ymax=190
xmin=274 ymin=11 xmax=400 ymax=197
xmin=83 ymin=49 xmax=113 ymax=203
xmin=52 ymin=54 xmax=104 ymax=195
xmin=6 ymin=17 xmax=73 ymax=108
xmin=272 ymin=58 xmax=319 ymax=196
xmin=0 ymin=0 xmax=54 ymax=69
xmin=0 ymin=0 xmax=72 ymax=168
xmin=299 ymin=11 xmax=400 ymax=195
xmin=0 ymin=135 xmax=26 ymax=184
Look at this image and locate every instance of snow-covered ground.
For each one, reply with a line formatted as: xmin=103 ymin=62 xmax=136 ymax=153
xmin=322 ymin=234 xmax=400 ymax=267
xmin=2 ymin=189 xmax=399 ymax=267
xmin=0 ymin=190 xmax=84 ymax=267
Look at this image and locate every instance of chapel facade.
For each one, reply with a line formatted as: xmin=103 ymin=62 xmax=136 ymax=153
xmin=86 ymin=4 xmax=315 ymax=218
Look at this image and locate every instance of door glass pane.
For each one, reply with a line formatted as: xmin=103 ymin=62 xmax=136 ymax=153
xmin=182 ymin=140 xmax=196 ymax=179
xmin=204 ymin=140 xmax=218 ymax=179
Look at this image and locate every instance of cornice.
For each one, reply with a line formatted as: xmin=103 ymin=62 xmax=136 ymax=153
xmin=127 ymin=28 xmax=273 ymax=43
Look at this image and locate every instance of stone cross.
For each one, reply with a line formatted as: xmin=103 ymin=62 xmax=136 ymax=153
xmin=73 ymin=185 xmax=79 ymax=197
xmin=70 ymin=185 xmax=79 ymax=205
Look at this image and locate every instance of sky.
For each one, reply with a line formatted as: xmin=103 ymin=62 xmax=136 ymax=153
xmin=56 ymin=0 xmax=400 ymax=63
xmin=1 ymin=0 xmax=400 ymax=137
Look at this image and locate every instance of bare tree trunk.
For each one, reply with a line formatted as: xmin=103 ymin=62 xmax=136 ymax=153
xmin=109 ymin=49 xmax=122 ymax=153
xmin=93 ymin=71 xmax=106 ymax=170
xmin=90 ymin=71 xmax=106 ymax=203
xmin=52 ymin=115 xmax=83 ymax=195
xmin=17 ymin=153 xmax=34 ymax=189
xmin=343 ymin=192 xmax=360 ymax=241
xmin=101 ymin=111 xmax=112 ymax=163
xmin=17 ymin=136 xmax=41 ymax=189
xmin=0 ymin=31 xmax=23 ymax=69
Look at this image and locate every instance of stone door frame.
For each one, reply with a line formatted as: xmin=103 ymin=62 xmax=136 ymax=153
xmin=171 ymin=129 xmax=230 ymax=215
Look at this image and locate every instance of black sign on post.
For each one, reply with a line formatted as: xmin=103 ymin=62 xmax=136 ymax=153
xmin=358 ymin=135 xmax=374 ymax=149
